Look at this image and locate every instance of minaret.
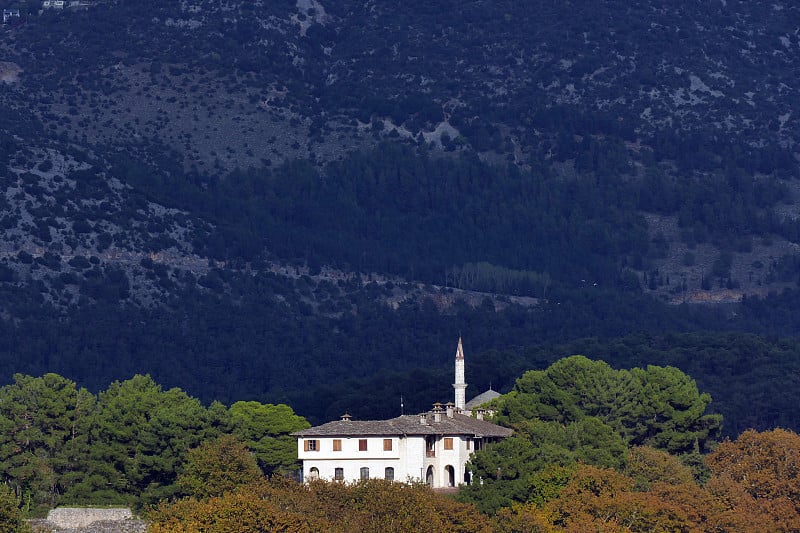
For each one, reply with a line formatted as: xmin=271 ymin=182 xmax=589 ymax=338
xmin=453 ymin=337 xmax=467 ymax=410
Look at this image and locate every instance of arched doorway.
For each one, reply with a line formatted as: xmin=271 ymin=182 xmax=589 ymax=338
xmin=445 ymin=465 xmax=455 ymax=487
xmin=426 ymin=465 xmax=434 ymax=486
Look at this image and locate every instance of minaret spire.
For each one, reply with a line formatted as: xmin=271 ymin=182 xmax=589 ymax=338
xmin=453 ymin=337 xmax=467 ymax=410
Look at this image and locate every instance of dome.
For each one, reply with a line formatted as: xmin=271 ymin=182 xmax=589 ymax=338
xmin=465 ymin=388 xmax=501 ymax=410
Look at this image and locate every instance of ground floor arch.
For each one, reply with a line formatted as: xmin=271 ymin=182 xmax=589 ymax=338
xmin=445 ymin=465 xmax=455 ymax=487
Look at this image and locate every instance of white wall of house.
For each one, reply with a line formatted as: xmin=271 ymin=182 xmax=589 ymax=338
xmin=298 ymin=436 xmax=414 ymax=483
xmin=298 ymin=434 xmax=477 ymax=488
xmin=424 ymin=435 xmax=473 ymax=488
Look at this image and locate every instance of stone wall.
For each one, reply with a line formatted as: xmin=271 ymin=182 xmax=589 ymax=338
xmin=29 ymin=508 xmax=146 ymax=532
xmin=47 ymin=508 xmax=133 ymax=528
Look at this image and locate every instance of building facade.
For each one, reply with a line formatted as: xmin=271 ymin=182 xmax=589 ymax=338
xmin=293 ymin=339 xmax=512 ymax=488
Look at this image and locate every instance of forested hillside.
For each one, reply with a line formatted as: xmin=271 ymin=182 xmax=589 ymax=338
xmin=0 ymin=0 xmax=800 ymax=488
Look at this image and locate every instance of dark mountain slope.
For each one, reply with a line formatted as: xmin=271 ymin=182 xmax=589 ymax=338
xmin=0 ymin=0 xmax=798 ymax=434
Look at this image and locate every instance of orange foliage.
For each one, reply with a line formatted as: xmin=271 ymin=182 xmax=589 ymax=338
xmin=625 ymin=446 xmax=695 ymax=488
xmin=706 ymin=428 xmax=800 ymax=531
xmin=499 ymin=457 xmax=786 ymax=533
xmin=707 ymin=428 xmax=800 ymax=501
xmin=543 ymin=465 xmax=690 ymax=532
xmin=150 ymin=477 xmax=493 ymax=533
xmin=148 ymin=487 xmax=326 ymax=533
xmin=493 ymin=503 xmax=550 ymax=533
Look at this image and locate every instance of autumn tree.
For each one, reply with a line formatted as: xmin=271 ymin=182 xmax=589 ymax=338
xmin=149 ymin=483 xmax=326 ymax=533
xmin=706 ymin=428 xmax=800 ymax=530
xmin=624 ymin=446 xmax=695 ymax=490
xmin=150 ymin=478 xmax=493 ymax=533
xmin=177 ymin=434 xmax=262 ymax=499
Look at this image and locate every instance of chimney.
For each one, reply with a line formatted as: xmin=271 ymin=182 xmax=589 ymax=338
xmin=445 ymin=402 xmax=455 ymax=418
xmin=432 ymin=403 xmax=443 ymax=422
xmin=340 ymin=413 xmax=352 ymax=422
xmin=419 ymin=414 xmax=427 ymax=425
xmin=475 ymin=409 xmax=485 ymax=421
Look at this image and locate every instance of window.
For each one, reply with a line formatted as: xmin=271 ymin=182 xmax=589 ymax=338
xmin=385 ymin=467 xmax=394 ymax=481
xmin=466 ymin=438 xmax=471 ymax=450
xmin=383 ymin=438 xmax=392 ymax=451
xmin=444 ymin=437 xmax=454 ymax=450
xmin=333 ymin=439 xmax=342 ymax=451
xmin=309 ymin=467 xmax=319 ymax=480
xmin=359 ymin=439 xmax=368 ymax=451
xmin=334 ymin=468 xmax=344 ymax=481
xmin=304 ymin=439 xmax=319 ymax=452
xmin=360 ymin=467 xmax=369 ymax=480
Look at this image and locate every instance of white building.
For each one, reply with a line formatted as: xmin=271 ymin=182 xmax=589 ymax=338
xmin=293 ymin=339 xmax=512 ymax=488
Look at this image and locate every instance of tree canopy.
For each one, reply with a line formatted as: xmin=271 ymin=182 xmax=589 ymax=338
xmin=493 ymin=356 xmax=722 ymax=454
xmin=0 ymin=373 xmax=308 ymax=512
xmin=460 ymin=356 xmax=721 ymax=512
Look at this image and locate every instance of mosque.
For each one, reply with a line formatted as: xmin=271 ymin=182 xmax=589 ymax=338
xmin=293 ymin=338 xmax=512 ymax=488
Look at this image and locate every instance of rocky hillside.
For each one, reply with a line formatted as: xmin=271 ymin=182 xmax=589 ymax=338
xmin=1 ymin=0 xmax=797 ymax=169
xmin=0 ymin=0 xmax=798 ymax=308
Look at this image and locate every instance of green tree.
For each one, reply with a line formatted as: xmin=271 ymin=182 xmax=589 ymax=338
xmin=494 ymin=356 xmax=721 ymax=454
xmin=461 ymin=356 xmax=721 ymax=511
xmin=228 ymin=401 xmax=310 ymax=476
xmin=0 ymin=374 xmax=95 ymax=513
xmin=0 ymin=484 xmax=31 ymax=533
xmin=619 ymin=365 xmax=721 ymax=453
xmin=65 ymin=375 xmax=219 ymax=507
xmin=460 ymin=417 xmax=626 ymax=513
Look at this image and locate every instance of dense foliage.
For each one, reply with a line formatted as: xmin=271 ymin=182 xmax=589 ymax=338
xmin=458 ymin=356 xmax=720 ymax=512
xmin=147 ymin=430 xmax=800 ymax=532
xmin=149 ymin=478 xmax=495 ymax=533
xmin=0 ymin=374 xmax=307 ymax=514
xmin=111 ymin=143 xmax=798 ymax=292
xmin=4 ymin=279 xmax=800 ymax=435
xmin=1 ymin=6 xmax=800 ymax=530
xmin=521 ymin=332 xmax=800 ymax=436
xmin=1 ymin=361 xmax=798 ymax=532
xmin=1 ymin=1 xmax=800 ymax=473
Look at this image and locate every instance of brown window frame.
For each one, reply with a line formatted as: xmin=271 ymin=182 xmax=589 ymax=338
xmin=383 ymin=438 xmax=392 ymax=451
xmin=304 ymin=439 xmax=319 ymax=452
xmin=359 ymin=439 xmax=368 ymax=451
xmin=444 ymin=437 xmax=454 ymax=450
xmin=332 ymin=439 xmax=342 ymax=451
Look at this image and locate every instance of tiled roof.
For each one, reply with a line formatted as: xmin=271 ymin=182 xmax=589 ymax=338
xmin=293 ymin=412 xmax=513 ymax=438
